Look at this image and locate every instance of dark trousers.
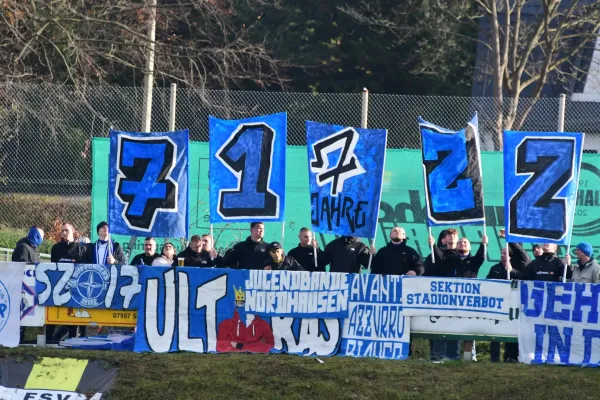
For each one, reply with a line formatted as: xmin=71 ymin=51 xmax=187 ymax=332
xmin=490 ymin=342 xmax=519 ymax=362
xmin=430 ymin=339 xmax=461 ymax=361
xmin=45 ymin=325 xmax=86 ymax=342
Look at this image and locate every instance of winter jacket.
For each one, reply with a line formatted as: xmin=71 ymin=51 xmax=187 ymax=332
xmin=424 ymin=243 xmax=485 ymax=278
xmin=130 ymin=253 xmax=161 ymax=266
xmin=570 ymin=258 xmax=600 ymax=283
xmin=176 ymin=247 xmax=225 ymax=268
xmin=487 ymin=242 xmax=530 ymax=280
xmin=12 ymin=238 xmax=40 ymax=263
xmin=223 ymin=237 xmax=270 ymax=270
xmin=50 ymin=241 xmax=87 ymax=263
xmin=511 ymin=253 xmax=569 ymax=282
xmin=216 ymin=309 xmax=274 ymax=353
xmin=323 ymin=237 xmax=370 ymax=273
xmin=152 ymin=256 xmax=176 ymax=267
xmin=263 ymin=255 xmax=305 ymax=271
xmin=85 ymin=241 xmax=127 ymax=265
xmin=371 ymin=240 xmax=424 ymax=276
xmin=287 ymin=244 xmax=327 ymax=272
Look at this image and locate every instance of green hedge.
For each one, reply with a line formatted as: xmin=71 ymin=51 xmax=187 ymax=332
xmin=0 ymin=229 xmax=54 ymax=254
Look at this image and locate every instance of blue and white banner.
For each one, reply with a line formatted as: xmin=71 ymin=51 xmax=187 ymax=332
xmin=21 ymin=264 xmax=44 ymax=327
xmin=209 ymin=113 xmax=287 ymax=223
xmin=504 ymin=131 xmax=584 ymax=244
xmin=306 ymin=121 xmax=387 ymax=239
xmin=340 ymin=274 xmax=409 ymax=360
xmin=520 ymin=281 xmax=600 ymax=366
xmin=0 ymin=262 xmax=25 ymax=347
xmin=109 ymin=129 xmax=189 ymax=238
xmin=419 ymin=114 xmax=485 ymax=226
xmin=36 ymin=263 xmax=141 ymax=310
xmin=244 ymin=270 xmax=350 ymax=318
xmin=401 ymin=277 xmax=512 ymax=321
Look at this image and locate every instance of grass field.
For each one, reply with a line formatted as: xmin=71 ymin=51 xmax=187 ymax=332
xmin=2 ymin=339 xmax=598 ymax=400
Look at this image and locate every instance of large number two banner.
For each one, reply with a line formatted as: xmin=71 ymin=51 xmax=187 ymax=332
xmin=209 ymin=113 xmax=287 ymax=223
xmin=504 ymin=131 xmax=584 ymax=244
xmin=520 ymin=281 xmax=600 ymax=366
xmin=108 ymin=129 xmax=189 ymax=238
xmin=419 ymin=115 xmax=485 ymax=226
xmin=306 ymin=121 xmax=387 ymax=238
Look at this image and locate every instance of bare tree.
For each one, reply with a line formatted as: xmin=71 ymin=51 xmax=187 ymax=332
xmin=0 ymin=0 xmax=286 ymax=89
xmin=341 ymin=0 xmax=600 ymax=148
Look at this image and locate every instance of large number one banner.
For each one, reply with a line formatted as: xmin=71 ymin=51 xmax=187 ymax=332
xmin=419 ymin=114 xmax=485 ymax=226
xmin=109 ymin=129 xmax=189 ymax=238
xmin=306 ymin=121 xmax=387 ymax=238
xmin=504 ymin=131 xmax=585 ymax=244
xmin=209 ymin=113 xmax=287 ymax=223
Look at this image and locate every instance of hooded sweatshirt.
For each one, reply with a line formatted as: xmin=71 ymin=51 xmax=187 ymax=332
xmin=511 ymin=252 xmax=569 ymax=282
xmin=223 ymin=237 xmax=270 ymax=270
xmin=216 ymin=309 xmax=274 ymax=353
xmin=263 ymin=255 xmax=304 ymax=271
xmin=371 ymin=239 xmax=423 ymax=276
xmin=323 ymin=236 xmax=370 ymax=273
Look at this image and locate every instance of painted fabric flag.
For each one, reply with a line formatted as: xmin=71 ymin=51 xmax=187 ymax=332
xmin=419 ymin=114 xmax=485 ymax=226
xmin=519 ymin=280 xmax=600 ymax=366
xmin=306 ymin=121 xmax=387 ymax=238
xmin=109 ymin=129 xmax=189 ymax=238
xmin=36 ymin=263 xmax=141 ymax=310
xmin=21 ymin=264 xmax=45 ymax=327
xmin=209 ymin=113 xmax=287 ymax=223
xmin=0 ymin=262 xmax=26 ymax=347
xmin=504 ymin=131 xmax=584 ymax=244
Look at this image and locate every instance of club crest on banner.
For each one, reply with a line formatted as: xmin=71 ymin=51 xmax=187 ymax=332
xmin=67 ymin=264 xmax=110 ymax=308
xmin=0 ymin=280 xmax=11 ymax=333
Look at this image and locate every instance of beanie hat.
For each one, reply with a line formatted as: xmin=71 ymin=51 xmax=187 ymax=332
xmin=96 ymin=221 xmax=109 ymax=234
xmin=577 ymin=242 xmax=593 ymax=258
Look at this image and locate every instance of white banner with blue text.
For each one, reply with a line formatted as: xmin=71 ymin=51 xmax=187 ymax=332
xmin=401 ymin=277 xmax=512 ymax=321
xmin=519 ymin=281 xmax=600 ymax=366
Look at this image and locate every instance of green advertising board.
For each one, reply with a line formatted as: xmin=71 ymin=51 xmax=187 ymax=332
xmin=92 ymin=138 xmax=600 ymax=278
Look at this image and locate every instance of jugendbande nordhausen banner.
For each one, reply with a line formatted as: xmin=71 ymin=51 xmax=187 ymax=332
xmin=108 ymin=129 xmax=189 ymax=238
xmin=92 ymin=139 xmax=600 ymax=275
xmin=340 ymin=274 xmax=409 ymax=360
xmin=519 ymin=280 xmax=600 ymax=366
xmin=35 ymin=263 xmax=141 ymax=310
xmin=21 ymin=264 xmax=45 ymax=327
xmin=0 ymin=262 xmax=25 ymax=347
xmin=306 ymin=121 xmax=387 ymax=239
xmin=208 ymin=113 xmax=287 ymax=223
xmin=503 ymin=131 xmax=585 ymax=245
xmin=401 ymin=276 xmax=512 ymax=320
xmin=419 ymin=114 xmax=485 ymax=226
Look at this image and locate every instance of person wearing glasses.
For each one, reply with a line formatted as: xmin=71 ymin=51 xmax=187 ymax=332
xmin=263 ymin=242 xmax=304 ymax=271
xmin=287 ymin=227 xmax=326 ymax=272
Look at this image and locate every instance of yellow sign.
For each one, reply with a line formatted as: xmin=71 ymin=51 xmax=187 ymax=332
xmin=25 ymin=357 xmax=88 ymax=391
xmin=45 ymin=307 xmax=137 ymax=327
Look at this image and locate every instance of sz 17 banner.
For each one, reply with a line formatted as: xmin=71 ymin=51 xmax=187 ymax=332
xmin=306 ymin=121 xmax=387 ymax=239
xmin=419 ymin=114 xmax=485 ymax=226
xmin=209 ymin=113 xmax=287 ymax=223
xmin=109 ymin=129 xmax=189 ymax=238
xmin=504 ymin=131 xmax=584 ymax=244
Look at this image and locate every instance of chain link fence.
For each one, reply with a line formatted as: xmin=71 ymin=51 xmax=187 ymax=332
xmin=1 ymin=83 xmax=600 ymax=246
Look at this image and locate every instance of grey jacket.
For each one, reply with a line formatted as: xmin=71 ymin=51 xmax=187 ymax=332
xmin=571 ymin=258 xmax=600 ymax=283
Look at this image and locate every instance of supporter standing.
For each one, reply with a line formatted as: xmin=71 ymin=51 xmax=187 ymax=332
xmin=532 ymin=244 xmax=544 ymax=258
xmin=506 ymin=243 xmax=569 ymax=282
xmin=287 ymin=227 xmax=327 ymax=272
xmin=371 ymin=227 xmax=423 ymax=276
xmin=565 ymin=242 xmax=600 ymax=283
xmin=86 ymin=222 xmax=126 ymax=265
xmin=323 ymin=236 xmax=373 ymax=273
xmin=263 ymin=242 xmax=304 ymax=271
xmin=176 ymin=234 xmax=224 ymax=267
xmin=12 ymin=226 xmax=44 ymax=263
xmin=130 ymin=237 xmax=161 ymax=266
xmin=223 ymin=222 xmax=270 ymax=269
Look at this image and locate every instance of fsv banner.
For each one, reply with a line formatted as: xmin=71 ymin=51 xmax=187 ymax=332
xmin=108 ymin=129 xmax=189 ymax=238
xmin=504 ymin=131 xmax=584 ymax=244
xmin=306 ymin=121 xmax=387 ymax=239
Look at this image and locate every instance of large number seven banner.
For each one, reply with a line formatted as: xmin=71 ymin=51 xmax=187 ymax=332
xmin=209 ymin=113 xmax=287 ymax=223
xmin=0 ymin=263 xmax=25 ymax=347
xmin=504 ymin=131 xmax=584 ymax=243
xmin=109 ymin=129 xmax=189 ymax=238
xmin=419 ymin=114 xmax=485 ymax=226
xmin=520 ymin=281 xmax=600 ymax=366
xmin=306 ymin=121 xmax=387 ymax=238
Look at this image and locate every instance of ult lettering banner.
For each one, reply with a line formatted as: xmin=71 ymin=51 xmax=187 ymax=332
xmin=35 ymin=263 xmax=141 ymax=310
xmin=108 ymin=129 xmax=189 ymax=238
xmin=208 ymin=113 xmax=287 ymax=223
xmin=520 ymin=281 xmax=600 ymax=366
xmin=401 ymin=276 xmax=512 ymax=320
xmin=306 ymin=121 xmax=387 ymax=238
xmin=0 ymin=262 xmax=26 ymax=347
xmin=419 ymin=114 xmax=485 ymax=226
xmin=504 ymin=131 xmax=584 ymax=244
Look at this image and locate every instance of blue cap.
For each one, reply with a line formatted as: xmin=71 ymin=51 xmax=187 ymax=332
xmin=576 ymin=242 xmax=594 ymax=258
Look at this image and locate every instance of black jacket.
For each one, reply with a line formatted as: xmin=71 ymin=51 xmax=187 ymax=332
xmin=487 ymin=242 xmax=530 ymax=280
xmin=130 ymin=253 xmax=161 ymax=266
xmin=264 ymin=255 xmax=305 ymax=271
xmin=371 ymin=240 xmax=424 ymax=276
xmin=424 ymin=243 xmax=485 ymax=278
xmin=12 ymin=237 xmax=41 ymax=263
xmin=287 ymin=244 xmax=327 ymax=272
xmin=223 ymin=237 xmax=270 ymax=270
xmin=323 ymin=237 xmax=370 ymax=274
xmin=85 ymin=241 xmax=127 ymax=265
xmin=511 ymin=253 xmax=570 ymax=282
xmin=50 ymin=241 xmax=87 ymax=263
xmin=176 ymin=247 xmax=225 ymax=268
